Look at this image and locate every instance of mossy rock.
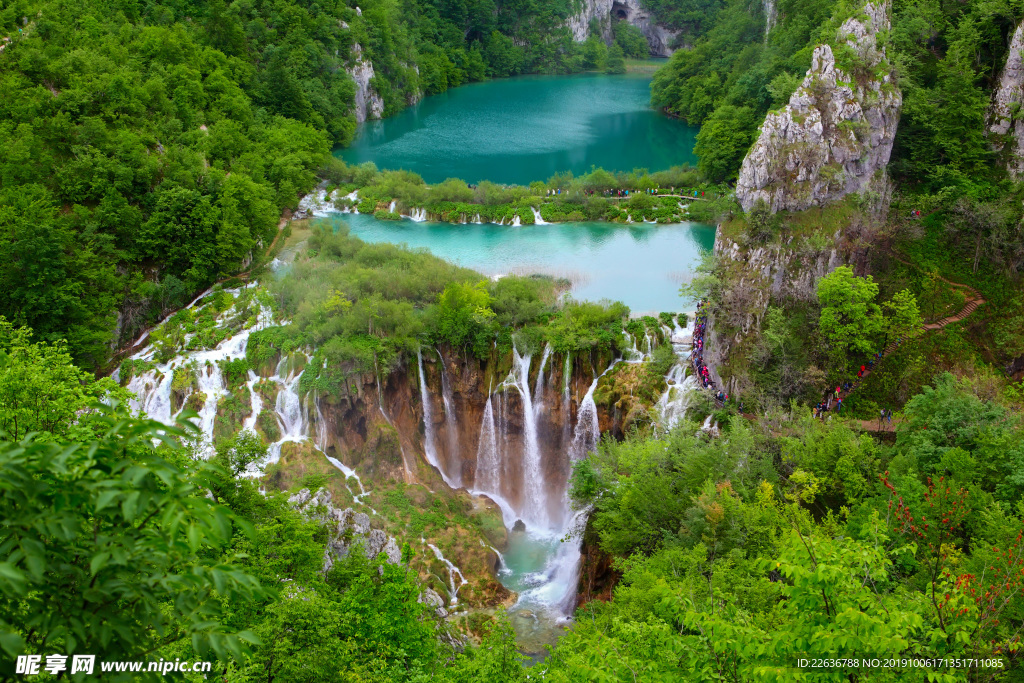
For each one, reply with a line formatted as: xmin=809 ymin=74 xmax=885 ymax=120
xmin=255 ymin=409 xmax=281 ymax=443
xmin=212 ymin=386 xmax=252 ymax=443
xmin=170 ymin=362 xmax=198 ymax=414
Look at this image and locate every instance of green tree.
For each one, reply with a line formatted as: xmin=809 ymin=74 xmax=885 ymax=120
xmin=435 ymin=281 xmax=495 ymax=355
xmin=0 ymin=414 xmax=264 ymax=668
xmin=0 ymin=319 xmax=127 ymax=441
xmin=605 ymin=43 xmax=626 ymax=74
xmin=881 ymin=288 xmax=923 ymax=345
xmin=693 ymin=105 xmax=757 ymax=182
xmin=816 ymin=266 xmax=882 ymax=361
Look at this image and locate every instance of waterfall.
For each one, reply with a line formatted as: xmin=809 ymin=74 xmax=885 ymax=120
xmin=474 ymin=390 xmax=500 ymax=494
xmin=127 ymin=369 xmax=174 ymax=425
xmin=511 ymin=214 xmax=521 ymax=227
xmin=267 ymin=371 xmax=305 ymax=463
xmin=503 ymin=346 xmax=546 ymax=529
xmin=376 ymin=371 xmax=412 ymax=480
xmin=427 ymin=544 xmax=468 ymax=605
xmin=656 ymin=313 xmax=699 ymax=430
xmin=408 ymin=207 xmax=427 ymax=222
xmin=242 ymin=369 xmax=263 ymax=432
xmin=417 ymin=348 xmax=456 ymax=488
xmin=388 ymin=200 xmax=396 ymax=213
xmin=622 ymin=330 xmax=645 ymax=363
xmin=531 ymin=207 xmax=549 ymax=225
xmin=568 ymin=375 xmax=600 ymax=462
xmin=437 ymin=349 xmax=461 ymax=487
xmin=533 ymin=342 xmax=552 ymax=410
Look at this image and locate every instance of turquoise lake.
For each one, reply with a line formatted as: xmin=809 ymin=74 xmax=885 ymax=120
xmin=338 ymin=73 xmax=699 ymax=185
xmin=331 ymin=212 xmax=716 ymax=314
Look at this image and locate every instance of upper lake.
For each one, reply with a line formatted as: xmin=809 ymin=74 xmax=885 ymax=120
xmin=337 ymin=73 xmax=699 ymax=185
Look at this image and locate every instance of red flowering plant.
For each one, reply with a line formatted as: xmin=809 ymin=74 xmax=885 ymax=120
xmin=881 ymin=471 xmax=1024 ymax=665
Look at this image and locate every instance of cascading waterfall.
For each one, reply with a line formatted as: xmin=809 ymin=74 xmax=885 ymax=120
xmin=656 ymin=314 xmax=699 ymax=430
xmin=388 ymin=200 xmax=396 ymax=213
xmin=417 ymin=348 xmax=457 ymax=488
xmin=531 ymin=207 xmax=549 ymax=225
xmin=511 ymin=214 xmax=522 ymax=227
xmin=474 ymin=389 xmax=500 ymax=495
xmin=503 ymin=346 xmax=545 ymax=528
xmin=428 ymin=544 xmax=468 ymax=605
xmin=532 ymin=342 xmax=552 ymax=411
xmin=437 ymin=349 xmax=461 ymax=487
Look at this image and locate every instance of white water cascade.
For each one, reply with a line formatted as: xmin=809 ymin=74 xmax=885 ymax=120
xmin=408 ymin=207 xmax=428 ymax=222
xmin=532 ymin=342 xmax=552 ymax=411
xmin=531 ymin=207 xmax=549 ymax=225
xmin=511 ymin=214 xmax=522 ymax=227
xmin=417 ymin=348 xmax=457 ymax=488
xmin=428 ymin=543 xmax=468 ymax=605
xmin=502 ymin=346 xmax=545 ymax=528
xmin=656 ymin=314 xmax=700 ymax=430
xmin=437 ymin=349 xmax=461 ymax=487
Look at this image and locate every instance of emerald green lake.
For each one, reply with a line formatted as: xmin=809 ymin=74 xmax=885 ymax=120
xmin=330 ymin=212 xmax=716 ymax=314
xmin=337 ymin=74 xmax=699 ymax=185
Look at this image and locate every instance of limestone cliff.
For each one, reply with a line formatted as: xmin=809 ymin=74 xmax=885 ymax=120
xmin=702 ymin=223 xmax=869 ymax=394
xmin=348 ymin=43 xmax=384 ymax=124
xmin=736 ymin=1 xmax=901 ymax=213
xmin=567 ymin=0 xmax=680 ymax=57
xmin=988 ymin=22 xmax=1024 ymax=178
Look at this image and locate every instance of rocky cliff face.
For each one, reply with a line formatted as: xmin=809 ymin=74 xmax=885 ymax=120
xmin=988 ymin=22 xmax=1024 ymax=178
xmin=317 ymin=346 xmax=615 ymax=522
xmin=702 ymin=224 xmax=869 ymax=393
xmin=567 ymin=0 xmax=680 ymax=57
xmin=348 ymin=43 xmax=384 ymax=124
xmin=736 ymin=1 xmax=901 ymax=213
xmin=288 ymin=487 xmax=402 ymax=572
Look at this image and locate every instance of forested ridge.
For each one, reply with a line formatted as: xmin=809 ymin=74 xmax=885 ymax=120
xmin=0 ymin=0 xmax=617 ymax=369
xmin=651 ymin=0 xmax=1024 ymax=193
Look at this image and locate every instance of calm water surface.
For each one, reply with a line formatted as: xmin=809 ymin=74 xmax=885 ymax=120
xmin=338 ymin=74 xmax=699 ymax=185
xmin=332 ymin=212 xmax=715 ymax=314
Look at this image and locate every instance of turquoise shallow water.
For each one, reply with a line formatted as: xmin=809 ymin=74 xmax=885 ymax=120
xmin=337 ymin=74 xmax=699 ymax=185
xmin=331 ymin=212 xmax=716 ymax=314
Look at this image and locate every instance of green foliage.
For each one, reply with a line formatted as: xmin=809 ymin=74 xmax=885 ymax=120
xmin=694 ymin=105 xmax=758 ymax=182
xmin=0 ymin=413 xmax=265 ymax=667
xmin=0 ymin=318 xmax=127 ymax=441
xmin=816 ymin=265 xmax=883 ymax=364
xmin=613 ymin=21 xmax=650 ymax=58
xmin=605 ymin=43 xmax=627 ymax=74
xmin=436 ymin=282 xmax=497 ymax=357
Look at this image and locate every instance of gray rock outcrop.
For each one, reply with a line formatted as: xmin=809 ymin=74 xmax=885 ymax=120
xmin=566 ymin=0 xmax=680 ymax=57
xmin=988 ymin=22 xmax=1024 ymax=178
xmin=348 ymin=44 xmax=384 ymax=124
xmin=736 ymin=1 xmax=901 ymax=213
xmin=288 ymin=487 xmax=401 ymax=573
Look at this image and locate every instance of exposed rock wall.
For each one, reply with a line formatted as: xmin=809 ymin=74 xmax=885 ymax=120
xmin=567 ymin=0 xmax=680 ymax=57
xmin=348 ymin=43 xmax=384 ymax=124
xmin=314 ymin=346 xmax=615 ymax=514
xmin=988 ymin=22 xmax=1024 ymax=178
xmin=288 ymin=487 xmax=402 ymax=572
xmin=736 ymin=1 xmax=901 ymax=213
xmin=702 ymin=224 xmax=869 ymax=394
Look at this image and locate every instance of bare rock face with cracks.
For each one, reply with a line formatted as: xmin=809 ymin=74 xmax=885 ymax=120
xmin=988 ymin=22 xmax=1024 ymax=178
xmin=736 ymin=0 xmax=902 ymax=213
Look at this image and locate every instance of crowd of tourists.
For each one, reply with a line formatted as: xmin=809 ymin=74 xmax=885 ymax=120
xmin=691 ymin=300 xmax=718 ymax=394
xmin=813 ymin=346 xmax=900 ymax=421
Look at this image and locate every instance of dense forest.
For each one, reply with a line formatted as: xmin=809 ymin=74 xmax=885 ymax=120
xmin=651 ymin=0 xmax=1024 ymax=195
xmin=0 ymin=0 xmax=649 ymax=368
